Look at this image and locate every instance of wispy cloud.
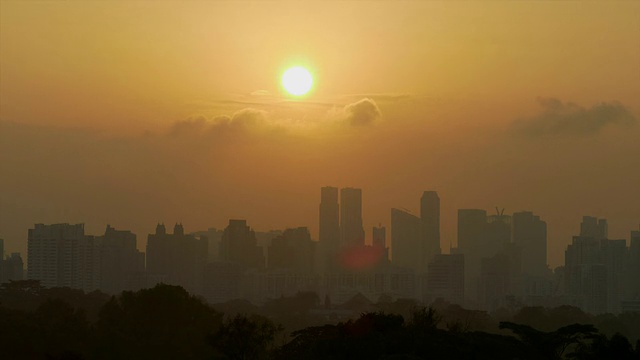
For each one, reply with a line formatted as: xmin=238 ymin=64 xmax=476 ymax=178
xmin=343 ymin=98 xmax=382 ymax=126
xmin=512 ymin=97 xmax=636 ymax=137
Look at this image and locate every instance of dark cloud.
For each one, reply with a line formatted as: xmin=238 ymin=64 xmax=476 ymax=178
xmin=168 ymin=108 xmax=268 ymax=138
xmin=512 ymin=97 xmax=636 ymax=137
xmin=168 ymin=116 xmax=208 ymax=137
xmin=344 ymin=98 xmax=382 ymax=126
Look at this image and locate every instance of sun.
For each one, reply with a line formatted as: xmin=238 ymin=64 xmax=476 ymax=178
xmin=282 ymin=66 xmax=313 ymax=96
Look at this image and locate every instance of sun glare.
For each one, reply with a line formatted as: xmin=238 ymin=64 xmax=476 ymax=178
xmin=282 ymin=66 xmax=313 ymax=96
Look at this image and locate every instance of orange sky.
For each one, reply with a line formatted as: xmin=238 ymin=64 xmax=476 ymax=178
xmin=1 ymin=1 xmax=639 ymax=267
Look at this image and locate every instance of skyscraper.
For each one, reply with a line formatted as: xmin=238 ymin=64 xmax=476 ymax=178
xmin=372 ymin=225 xmax=388 ymax=262
xmin=426 ymin=254 xmax=464 ymax=305
xmin=457 ymin=209 xmax=488 ymax=303
xmin=146 ymin=223 xmax=208 ymax=293
xmin=512 ymin=211 xmax=547 ymax=277
xmin=340 ymin=187 xmax=365 ymax=248
xmin=319 ymin=186 xmax=340 ymax=249
xmin=220 ymin=219 xmax=264 ymax=269
xmin=457 ymin=209 xmax=488 ymax=253
xmin=268 ymin=227 xmax=315 ymax=273
xmin=27 ymin=223 xmax=95 ymax=290
xmin=99 ymin=225 xmax=145 ymax=294
xmin=580 ymin=216 xmax=608 ymax=240
xmin=627 ymin=226 xmax=640 ymax=302
xmin=391 ymin=208 xmax=424 ymax=273
xmin=420 ymin=191 xmax=441 ymax=262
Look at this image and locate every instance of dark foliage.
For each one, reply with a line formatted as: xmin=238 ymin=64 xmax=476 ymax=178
xmin=1 ymin=283 xmax=639 ymax=360
xmin=92 ymin=284 xmax=223 ymax=360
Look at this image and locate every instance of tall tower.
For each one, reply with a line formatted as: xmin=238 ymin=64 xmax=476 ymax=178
xmin=457 ymin=209 xmax=488 ymax=302
xmin=420 ymin=191 xmax=441 ymax=262
xmin=27 ymin=223 xmax=89 ymax=289
xmin=319 ymin=187 xmax=340 ymax=251
xmin=512 ymin=211 xmax=547 ymax=277
xmin=340 ymin=188 xmax=365 ymax=247
xmin=220 ymin=219 xmax=264 ymax=269
xmin=457 ymin=209 xmax=488 ymax=253
xmin=391 ymin=208 xmax=423 ymax=272
xmin=372 ymin=225 xmax=388 ymax=262
xmin=580 ymin=216 xmax=608 ymax=240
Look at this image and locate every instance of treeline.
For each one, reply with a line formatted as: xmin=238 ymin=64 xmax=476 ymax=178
xmin=0 ymin=281 xmax=639 ymax=359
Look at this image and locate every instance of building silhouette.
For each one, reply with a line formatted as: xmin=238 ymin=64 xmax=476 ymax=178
xmin=268 ymin=227 xmax=315 ymax=273
xmin=99 ymin=225 xmax=145 ymax=294
xmin=564 ymin=216 xmax=627 ymax=314
xmin=426 ymin=254 xmax=464 ymax=305
xmin=1 ymin=248 xmax=24 ymax=284
xmin=456 ymin=209 xmax=487 ymax=303
xmin=627 ymin=227 xmax=640 ymax=304
xmin=512 ymin=211 xmax=547 ymax=277
xmin=372 ymin=225 xmax=388 ymax=262
xmin=146 ymin=223 xmax=207 ymax=294
xmin=220 ymin=219 xmax=264 ymax=269
xmin=319 ymin=186 xmax=340 ymax=272
xmin=420 ymin=191 xmax=441 ymax=263
xmin=391 ymin=208 xmax=423 ymax=273
xmin=479 ymin=253 xmax=512 ymax=311
xmin=340 ymin=188 xmax=365 ymax=248
xmin=28 ymin=223 xmax=85 ymax=289
xmin=191 ymin=228 xmax=224 ymax=262
xmin=580 ymin=216 xmax=608 ymax=239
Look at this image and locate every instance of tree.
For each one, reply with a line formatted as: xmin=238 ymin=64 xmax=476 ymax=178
xmin=93 ymin=284 xmax=222 ymax=360
xmin=500 ymin=321 xmax=598 ymax=360
xmin=210 ymin=314 xmax=283 ymax=360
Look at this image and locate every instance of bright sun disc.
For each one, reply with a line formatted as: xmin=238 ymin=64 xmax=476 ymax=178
xmin=282 ymin=66 xmax=313 ymax=96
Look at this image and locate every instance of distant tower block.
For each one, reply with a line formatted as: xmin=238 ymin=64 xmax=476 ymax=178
xmin=340 ymin=187 xmax=365 ymax=247
xmin=421 ymin=191 xmax=441 ymax=260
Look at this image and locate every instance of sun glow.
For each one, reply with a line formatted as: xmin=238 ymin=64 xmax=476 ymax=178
xmin=282 ymin=66 xmax=313 ymax=96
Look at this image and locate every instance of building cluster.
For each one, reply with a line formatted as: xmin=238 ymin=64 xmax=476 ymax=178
xmin=562 ymin=217 xmax=640 ymax=314
xmin=7 ymin=188 xmax=640 ymax=315
xmin=0 ymin=238 xmax=24 ymax=284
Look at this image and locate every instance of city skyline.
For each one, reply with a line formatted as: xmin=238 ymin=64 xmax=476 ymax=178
xmin=1 ymin=186 xmax=639 ymax=268
xmin=15 ymin=188 xmax=640 ymax=314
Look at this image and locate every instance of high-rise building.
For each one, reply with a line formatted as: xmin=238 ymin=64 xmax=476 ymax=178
xmin=146 ymin=223 xmax=208 ymax=293
xmin=372 ymin=225 xmax=388 ymax=262
xmin=512 ymin=211 xmax=547 ymax=277
xmin=268 ymin=227 xmax=315 ymax=273
xmin=479 ymin=253 xmax=511 ymax=311
xmin=27 ymin=223 xmax=98 ymax=290
xmin=486 ymin=210 xmax=511 ymax=255
xmin=457 ymin=209 xmax=487 ymax=302
xmin=457 ymin=209 xmax=488 ymax=253
xmin=564 ymin=237 xmax=608 ymax=315
xmin=626 ymin=226 xmax=640 ymax=301
xmin=426 ymin=254 xmax=464 ymax=305
xmin=220 ymin=219 xmax=264 ymax=269
xmin=391 ymin=208 xmax=424 ymax=273
xmin=564 ymin=228 xmax=627 ymax=314
xmin=190 ymin=228 xmax=224 ymax=262
xmin=340 ymin=188 xmax=365 ymax=248
xmin=320 ymin=186 xmax=340 ymax=272
xmin=372 ymin=226 xmax=385 ymax=248
xmin=0 ymin=252 xmax=24 ymax=283
xmin=420 ymin=191 xmax=441 ymax=262
xmin=320 ymin=187 xmax=340 ymax=246
xmin=580 ymin=216 xmax=608 ymax=239
xmin=99 ymin=225 xmax=145 ymax=294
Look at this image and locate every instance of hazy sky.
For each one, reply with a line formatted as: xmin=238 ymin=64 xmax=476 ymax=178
xmin=1 ymin=1 xmax=639 ymax=267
